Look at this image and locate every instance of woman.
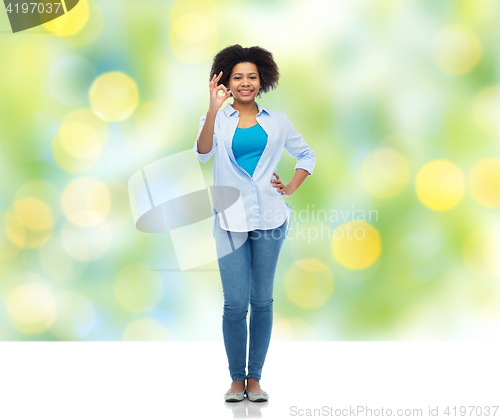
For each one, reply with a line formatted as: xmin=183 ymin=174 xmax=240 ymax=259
xmin=193 ymin=45 xmax=316 ymax=402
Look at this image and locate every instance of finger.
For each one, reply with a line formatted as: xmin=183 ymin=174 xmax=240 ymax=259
xmin=217 ymin=85 xmax=229 ymax=98
xmin=220 ymin=86 xmax=231 ymax=98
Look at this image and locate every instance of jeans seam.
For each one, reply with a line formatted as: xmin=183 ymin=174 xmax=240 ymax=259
xmin=248 ymin=300 xmax=253 ymax=377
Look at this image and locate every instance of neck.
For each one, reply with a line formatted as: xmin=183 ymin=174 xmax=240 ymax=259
xmin=231 ymin=100 xmax=259 ymax=116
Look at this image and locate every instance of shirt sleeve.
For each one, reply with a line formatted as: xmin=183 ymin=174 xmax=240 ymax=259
xmin=193 ymin=112 xmax=217 ymax=163
xmin=283 ymin=115 xmax=316 ymax=176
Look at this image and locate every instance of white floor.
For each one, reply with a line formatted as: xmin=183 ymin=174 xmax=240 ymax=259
xmin=0 ymin=341 xmax=498 ymax=420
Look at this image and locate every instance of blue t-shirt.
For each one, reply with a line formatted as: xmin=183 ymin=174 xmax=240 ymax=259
xmin=231 ymin=123 xmax=268 ymax=177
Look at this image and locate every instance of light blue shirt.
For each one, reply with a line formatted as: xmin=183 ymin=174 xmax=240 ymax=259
xmin=232 ymin=123 xmax=268 ymax=177
xmin=193 ymin=101 xmax=316 ymax=234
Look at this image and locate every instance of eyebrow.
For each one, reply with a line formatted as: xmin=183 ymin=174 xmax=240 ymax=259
xmin=232 ymin=72 xmax=258 ymax=76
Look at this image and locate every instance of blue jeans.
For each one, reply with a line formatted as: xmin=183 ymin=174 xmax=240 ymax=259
xmin=214 ymin=212 xmax=288 ymax=381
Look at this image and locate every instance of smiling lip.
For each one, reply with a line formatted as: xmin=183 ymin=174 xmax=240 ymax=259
xmin=239 ymin=90 xmax=253 ymax=96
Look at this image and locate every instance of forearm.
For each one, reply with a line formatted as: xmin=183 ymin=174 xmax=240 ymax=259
xmin=197 ymin=109 xmax=217 ymax=154
xmin=287 ymin=168 xmax=309 ymax=193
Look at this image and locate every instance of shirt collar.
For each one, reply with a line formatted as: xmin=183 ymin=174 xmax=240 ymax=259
xmin=223 ymin=101 xmax=269 ymax=117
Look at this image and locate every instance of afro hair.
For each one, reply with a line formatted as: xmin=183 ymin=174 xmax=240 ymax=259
xmin=209 ymin=44 xmax=280 ymax=98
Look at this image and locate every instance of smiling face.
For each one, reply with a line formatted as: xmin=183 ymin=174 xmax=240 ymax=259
xmin=228 ymin=62 xmax=262 ymax=103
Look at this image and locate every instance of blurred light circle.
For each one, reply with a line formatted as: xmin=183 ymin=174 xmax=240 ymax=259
xmin=60 ymin=220 xmax=112 ymax=261
xmin=89 ymin=72 xmax=139 ymax=122
xmin=168 ymin=13 xmax=217 ymax=63
xmin=42 ymin=0 xmax=90 ymax=36
xmin=14 ymin=180 xmax=62 ymax=223
xmin=122 ymin=318 xmax=169 ymax=341
xmin=50 ymin=290 xmax=95 ymax=340
xmin=332 ymin=221 xmax=381 ymax=270
xmin=59 ymin=121 xmax=103 ymax=159
xmin=114 ymin=264 xmax=163 ymax=313
xmin=13 ymin=197 xmax=54 ymax=231
xmin=4 ymin=204 xmax=53 ymax=249
xmin=7 ymin=280 xmax=56 ymax=334
xmin=468 ymin=158 xmax=500 ymax=207
xmin=61 ymin=177 xmax=111 ymax=227
xmin=283 ymin=258 xmax=334 ymax=309
xmin=432 ymin=25 xmax=482 ymax=75
xmin=52 ymin=108 xmax=108 ymax=173
xmin=473 ymin=86 xmax=500 ymax=136
xmin=57 ymin=0 xmax=104 ymax=47
xmin=359 ymin=147 xmax=410 ymax=198
xmin=415 ymin=160 xmax=465 ymax=211
xmin=4 ymin=210 xmax=27 ymax=249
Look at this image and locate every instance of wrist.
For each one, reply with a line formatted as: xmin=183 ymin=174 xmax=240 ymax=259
xmin=207 ymin=108 xmax=218 ymax=118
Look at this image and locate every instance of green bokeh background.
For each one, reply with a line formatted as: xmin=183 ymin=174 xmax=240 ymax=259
xmin=0 ymin=0 xmax=499 ymax=341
